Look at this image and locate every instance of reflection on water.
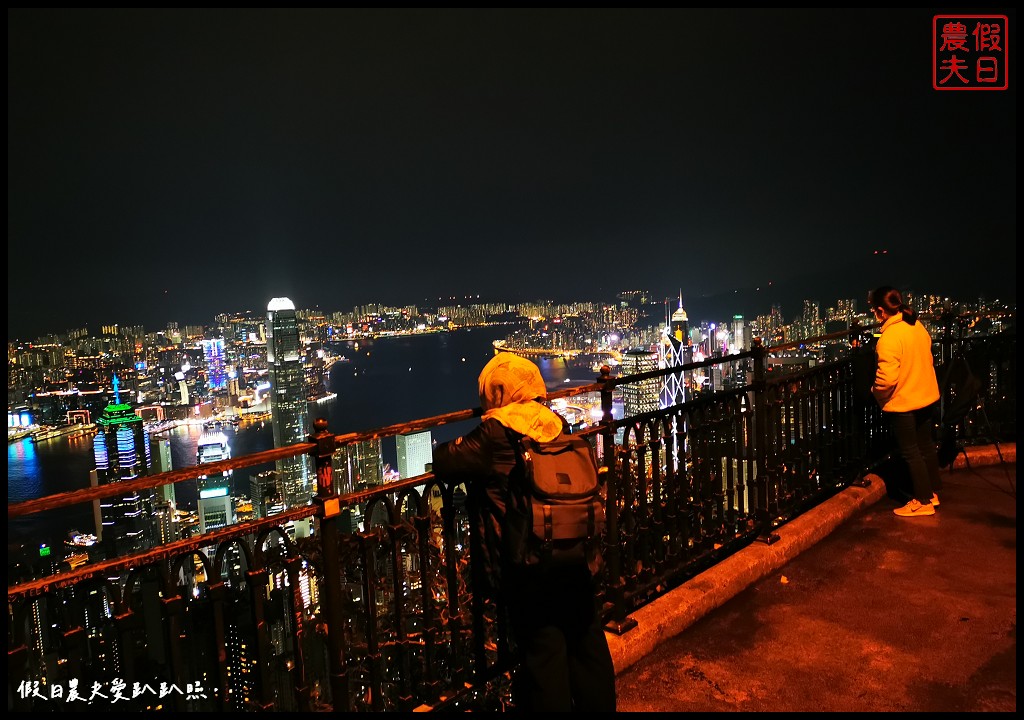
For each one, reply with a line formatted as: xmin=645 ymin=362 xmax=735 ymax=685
xmin=8 ymin=431 xmax=98 ymax=547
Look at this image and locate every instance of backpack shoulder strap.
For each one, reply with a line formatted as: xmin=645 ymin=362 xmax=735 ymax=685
xmin=503 ymin=425 xmax=529 ymax=478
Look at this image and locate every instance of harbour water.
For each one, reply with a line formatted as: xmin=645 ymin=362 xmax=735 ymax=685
xmin=7 ymin=326 xmax=601 ymax=551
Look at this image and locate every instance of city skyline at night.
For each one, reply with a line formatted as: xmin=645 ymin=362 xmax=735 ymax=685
xmin=7 ymin=281 xmax=1012 ymax=346
xmin=8 ymin=9 xmax=1016 ymax=339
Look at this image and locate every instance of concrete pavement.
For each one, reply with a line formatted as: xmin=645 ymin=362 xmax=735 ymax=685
xmin=610 ymin=443 xmax=1016 ymax=712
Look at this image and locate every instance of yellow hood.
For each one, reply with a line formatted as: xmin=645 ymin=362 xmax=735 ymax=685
xmin=478 ymin=352 xmax=563 ymax=442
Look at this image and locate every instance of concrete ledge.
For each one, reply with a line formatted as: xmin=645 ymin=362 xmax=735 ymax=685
xmin=607 ymin=442 xmax=1015 ymax=674
xmin=952 ymin=441 xmax=1015 ymax=467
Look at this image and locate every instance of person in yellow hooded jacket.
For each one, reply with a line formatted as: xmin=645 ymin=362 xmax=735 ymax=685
xmin=431 ymin=352 xmax=617 ymax=712
xmin=869 ymin=286 xmax=942 ymax=518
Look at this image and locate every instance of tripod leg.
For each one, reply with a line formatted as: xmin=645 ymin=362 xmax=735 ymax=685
xmin=937 ymin=424 xmax=962 ymax=469
xmin=976 ymin=404 xmax=1005 ymax=464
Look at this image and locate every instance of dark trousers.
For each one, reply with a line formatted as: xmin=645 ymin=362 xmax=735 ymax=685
xmin=887 ymin=403 xmax=942 ymax=504
xmin=505 ymin=563 xmax=617 ymax=712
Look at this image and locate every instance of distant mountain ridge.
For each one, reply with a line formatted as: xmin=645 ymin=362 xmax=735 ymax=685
xmin=676 ymin=253 xmax=1016 ymax=325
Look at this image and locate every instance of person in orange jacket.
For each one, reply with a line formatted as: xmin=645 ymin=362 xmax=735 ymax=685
xmin=869 ymin=286 xmax=942 ymax=518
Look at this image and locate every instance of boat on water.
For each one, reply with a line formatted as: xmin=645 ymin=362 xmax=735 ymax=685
xmin=30 ymin=423 xmax=97 ymax=443
xmin=203 ymin=415 xmax=241 ymax=430
xmin=323 ymin=355 xmax=350 ymax=370
xmin=8 ymin=422 xmax=42 ymax=442
xmin=144 ymin=419 xmax=184 ymax=434
xmin=308 ymin=391 xmax=338 ymax=405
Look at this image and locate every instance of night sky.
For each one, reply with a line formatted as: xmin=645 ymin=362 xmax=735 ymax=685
xmin=8 ymin=8 xmax=1016 ymax=339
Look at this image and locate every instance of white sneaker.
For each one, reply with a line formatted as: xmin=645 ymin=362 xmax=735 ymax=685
xmin=894 ymin=499 xmax=936 ymax=517
xmin=931 ymin=493 xmax=940 ymax=507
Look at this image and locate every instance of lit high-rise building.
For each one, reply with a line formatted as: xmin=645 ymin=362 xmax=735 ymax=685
xmin=332 ymin=439 xmax=384 ymax=532
xmin=91 ymin=376 xmax=155 ymax=558
xmin=202 ymin=337 xmax=228 ymax=391
xmin=196 ymin=430 xmax=235 ymax=533
xmin=801 ymin=299 xmax=824 ymax=339
xmin=333 ymin=439 xmax=384 ymax=492
xmin=250 ymin=470 xmax=285 ymax=519
xmin=150 ymin=436 xmax=174 ymax=479
xmin=397 ymin=430 xmax=433 ymax=480
xmin=670 ymin=295 xmax=690 ymax=346
xmin=660 ymin=294 xmax=694 ymax=408
xmin=709 ymin=323 xmax=721 ymax=357
xmin=223 ymin=613 xmax=258 ymax=711
xmin=730 ymin=315 xmax=746 ymax=353
xmin=149 ymin=436 xmax=177 ymax=544
xmin=620 ymin=348 xmax=660 ymax=418
xmin=175 ymin=370 xmax=189 ymax=405
xmin=227 ymin=368 xmax=241 ymax=401
xmin=152 ymin=499 xmax=176 ymax=546
xmin=266 ymin=297 xmax=312 ymax=509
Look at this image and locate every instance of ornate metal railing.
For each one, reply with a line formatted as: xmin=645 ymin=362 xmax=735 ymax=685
xmin=8 ymin=312 xmax=1015 ymax=711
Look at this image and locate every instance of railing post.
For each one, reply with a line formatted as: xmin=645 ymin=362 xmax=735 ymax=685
xmin=847 ymin=321 xmax=872 ymax=487
xmin=751 ymin=338 xmax=779 ymax=544
xmin=597 ymin=365 xmax=637 ymax=634
xmin=598 ymin=365 xmax=615 ymax=467
xmin=308 ymin=417 xmax=348 ymax=711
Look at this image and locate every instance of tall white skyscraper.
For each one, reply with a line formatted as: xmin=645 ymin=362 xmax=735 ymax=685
xmin=397 ymin=430 xmax=433 ymax=480
xmin=267 ymin=297 xmax=312 ymax=509
xmin=730 ymin=315 xmax=746 ymax=353
xmin=196 ymin=430 xmax=235 ymax=534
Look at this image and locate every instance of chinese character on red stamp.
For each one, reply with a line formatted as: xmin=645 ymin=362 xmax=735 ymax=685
xmin=933 ymin=15 xmax=1009 ymax=90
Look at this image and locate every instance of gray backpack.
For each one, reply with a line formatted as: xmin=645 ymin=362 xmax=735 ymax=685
xmin=503 ymin=430 xmax=607 ymax=574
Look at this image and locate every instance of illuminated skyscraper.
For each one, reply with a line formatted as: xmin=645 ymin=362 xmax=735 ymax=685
xmin=223 ymin=612 xmax=258 ymax=711
xmin=175 ymin=370 xmax=189 ymax=405
xmin=150 ymin=436 xmax=174 ymax=477
xmin=227 ymin=368 xmax=241 ymax=403
xmin=91 ymin=376 xmax=155 ymax=558
xmin=196 ymin=431 xmax=235 ymax=533
xmin=333 ymin=439 xmax=384 ymax=491
xmin=250 ymin=470 xmax=285 ymax=519
xmin=150 ymin=437 xmax=177 ymax=544
xmin=670 ymin=294 xmax=690 ymax=346
xmin=621 ymin=348 xmax=660 ymax=418
xmin=266 ymin=297 xmax=312 ymax=509
xmin=622 ymin=347 xmax=669 ymax=475
xmin=660 ymin=293 xmax=693 ymax=408
xmin=397 ymin=430 xmax=433 ymax=479
xmin=332 ymin=439 xmax=384 ymax=532
xmin=801 ymin=299 xmax=824 ymax=339
xmin=202 ymin=337 xmax=228 ymax=391
xmin=730 ymin=315 xmax=746 ymax=353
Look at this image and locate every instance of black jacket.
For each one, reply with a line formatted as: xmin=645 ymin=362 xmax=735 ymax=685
xmin=432 ymin=417 xmax=524 ymax=597
xmin=432 ymin=415 xmax=575 ymax=596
